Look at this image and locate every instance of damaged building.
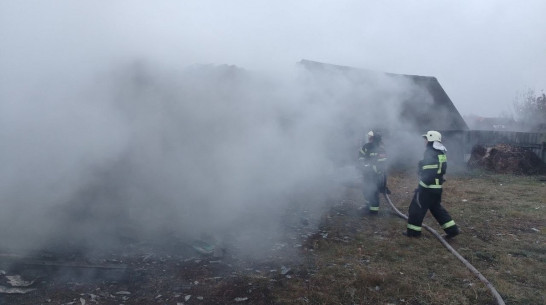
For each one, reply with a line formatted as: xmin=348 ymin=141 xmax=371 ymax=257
xmin=298 ymin=59 xmax=469 ymax=166
xmin=298 ymin=60 xmax=546 ymax=169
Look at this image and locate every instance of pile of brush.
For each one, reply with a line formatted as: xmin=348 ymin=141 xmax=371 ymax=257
xmin=467 ymin=143 xmax=546 ymax=175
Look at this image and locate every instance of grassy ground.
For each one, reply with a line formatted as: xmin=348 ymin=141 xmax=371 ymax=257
xmin=2 ymin=170 xmax=544 ymax=305
xmin=272 ymin=170 xmax=546 ymax=305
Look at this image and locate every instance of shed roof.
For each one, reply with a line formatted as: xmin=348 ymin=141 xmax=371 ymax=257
xmin=299 ymin=59 xmax=469 ymax=131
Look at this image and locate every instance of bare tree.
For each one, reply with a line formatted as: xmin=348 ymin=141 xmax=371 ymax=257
xmin=513 ymin=88 xmax=546 ymax=130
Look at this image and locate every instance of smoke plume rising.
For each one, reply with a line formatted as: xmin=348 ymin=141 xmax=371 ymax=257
xmin=0 ymin=58 xmax=431 ymax=258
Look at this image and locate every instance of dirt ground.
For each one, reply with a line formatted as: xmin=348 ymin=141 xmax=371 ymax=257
xmin=1 ymin=169 xmax=544 ymax=305
xmin=1 ymin=240 xmax=307 ymax=304
xmin=0 ymin=208 xmax=317 ymax=305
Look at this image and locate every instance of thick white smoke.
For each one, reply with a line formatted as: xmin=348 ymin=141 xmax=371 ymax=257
xmin=0 ymin=58 xmax=430 ymax=258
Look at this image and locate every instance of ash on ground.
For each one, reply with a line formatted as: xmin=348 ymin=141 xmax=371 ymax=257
xmin=0 ymin=207 xmax=322 ymax=305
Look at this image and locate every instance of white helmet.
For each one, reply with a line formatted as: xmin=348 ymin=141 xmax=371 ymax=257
xmin=367 ymin=130 xmax=374 ymax=137
xmin=422 ymin=130 xmax=442 ymax=142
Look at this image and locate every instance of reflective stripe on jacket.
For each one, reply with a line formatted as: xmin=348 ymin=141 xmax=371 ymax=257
xmin=359 ymin=142 xmax=387 ymax=174
xmin=418 ymin=145 xmax=447 ymax=190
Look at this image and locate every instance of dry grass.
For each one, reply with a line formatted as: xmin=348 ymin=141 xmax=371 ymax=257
xmin=271 ymin=170 xmax=546 ymax=305
xmin=4 ymin=169 xmax=542 ymax=305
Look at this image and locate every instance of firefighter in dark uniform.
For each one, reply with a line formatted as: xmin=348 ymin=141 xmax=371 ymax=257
xmin=358 ymin=130 xmax=388 ymax=215
xmin=405 ymin=131 xmax=460 ymax=238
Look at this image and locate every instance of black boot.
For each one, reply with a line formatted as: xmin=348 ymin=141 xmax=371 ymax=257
xmin=444 ymin=226 xmax=460 ymax=239
xmin=403 ymin=230 xmax=421 ymax=238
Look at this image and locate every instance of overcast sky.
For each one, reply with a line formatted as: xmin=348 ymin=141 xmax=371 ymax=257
xmin=0 ymin=0 xmax=544 ymax=260
xmin=1 ymin=1 xmax=546 ymax=255
xmin=1 ymin=0 xmax=545 ymax=117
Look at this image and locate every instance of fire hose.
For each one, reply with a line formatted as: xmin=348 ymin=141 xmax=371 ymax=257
xmin=383 ymin=193 xmax=506 ymax=305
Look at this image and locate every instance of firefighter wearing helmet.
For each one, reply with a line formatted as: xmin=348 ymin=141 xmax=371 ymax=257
xmin=405 ymin=131 xmax=460 ymax=238
xmin=358 ymin=130 xmax=388 ymax=215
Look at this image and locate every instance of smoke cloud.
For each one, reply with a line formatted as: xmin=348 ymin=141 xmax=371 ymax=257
xmin=6 ymin=0 xmax=529 ymax=257
xmin=0 ymin=57 xmax=428 ymax=257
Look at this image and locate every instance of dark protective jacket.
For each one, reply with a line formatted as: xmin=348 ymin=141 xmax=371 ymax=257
xmin=359 ymin=141 xmax=387 ymax=176
xmin=418 ymin=142 xmax=447 ymax=192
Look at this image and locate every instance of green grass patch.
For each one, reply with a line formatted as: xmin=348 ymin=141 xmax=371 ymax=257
xmin=268 ymin=169 xmax=545 ymax=304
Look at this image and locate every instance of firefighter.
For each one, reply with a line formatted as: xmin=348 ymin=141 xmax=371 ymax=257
xmin=405 ymin=131 xmax=460 ymax=238
xmin=358 ymin=130 xmax=388 ymax=215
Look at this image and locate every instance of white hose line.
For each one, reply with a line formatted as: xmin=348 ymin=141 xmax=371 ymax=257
xmin=384 ymin=193 xmax=506 ymax=305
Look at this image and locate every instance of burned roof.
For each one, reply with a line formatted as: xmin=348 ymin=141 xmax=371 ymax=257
xmin=299 ymin=59 xmax=469 ymax=132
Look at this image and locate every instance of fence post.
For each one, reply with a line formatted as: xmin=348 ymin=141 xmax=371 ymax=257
xmin=540 ymin=142 xmax=546 ymax=163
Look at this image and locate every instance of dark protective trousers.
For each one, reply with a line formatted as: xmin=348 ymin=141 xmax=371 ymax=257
xmin=406 ymin=189 xmax=459 ymax=236
xmin=363 ymin=179 xmax=380 ymax=212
